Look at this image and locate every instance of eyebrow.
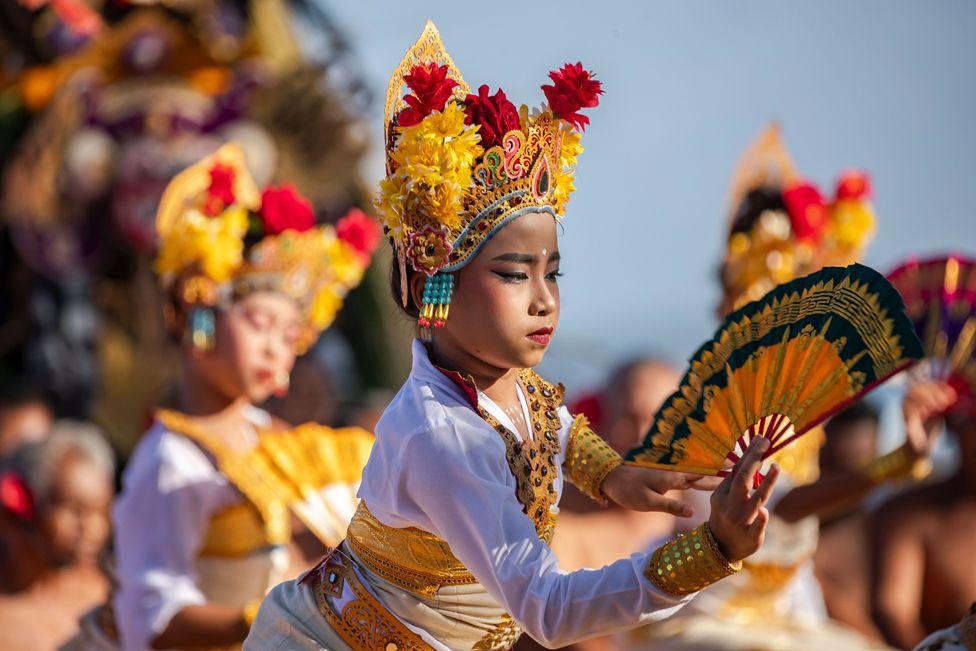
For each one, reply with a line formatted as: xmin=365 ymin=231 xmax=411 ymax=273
xmin=491 ymin=251 xmax=561 ymax=264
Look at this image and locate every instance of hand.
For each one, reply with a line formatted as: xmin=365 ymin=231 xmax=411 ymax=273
xmin=708 ymin=437 xmax=780 ymax=563
xmin=903 ymin=381 xmax=956 ymax=458
xmin=601 ymin=464 xmax=703 ymax=517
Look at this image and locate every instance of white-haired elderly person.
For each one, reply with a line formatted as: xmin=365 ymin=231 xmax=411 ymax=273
xmin=0 ymin=421 xmax=115 ymax=651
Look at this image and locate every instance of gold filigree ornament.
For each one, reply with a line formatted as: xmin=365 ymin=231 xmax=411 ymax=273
xmin=154 ymin=143 xmax=380 ymax=353
xmin=377 ymin=21 xmax=601 ymax=329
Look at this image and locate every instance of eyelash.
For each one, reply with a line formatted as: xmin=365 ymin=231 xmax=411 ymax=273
xmin=493 ymin=270 xmax=563 ymax=283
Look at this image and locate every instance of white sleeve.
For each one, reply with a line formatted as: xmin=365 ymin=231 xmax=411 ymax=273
xmin=400 ymin=422 xmax=690 ymax=648
xmin=113 ymin=431 xmax=237 ymax=651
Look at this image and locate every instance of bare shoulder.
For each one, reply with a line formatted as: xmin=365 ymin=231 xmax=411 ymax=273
xmin=873 ymin=481 xmax=949 ymax=532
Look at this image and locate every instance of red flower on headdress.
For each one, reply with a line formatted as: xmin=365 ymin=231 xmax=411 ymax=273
xmin=337 ymin=208 xmax=382 ymax=264
xmin=835 ymin=170 xmax=872 ymax=202
xmin=463 ymin=85 xmax=521 ymax=150
xmin=0 ymin=471 xmax=34 ymax=522
xmin=397 ymin=63 xmax=459 ymax=127
xmin=204 ymin=162 xmax=237 ymax=216
xmin=782 ymin=180 xmax=828 ymax=242
xmin=259 ymin=184 xmax=316 ymax=235
xmin=541 ymin=62 xmax=602 ymax=131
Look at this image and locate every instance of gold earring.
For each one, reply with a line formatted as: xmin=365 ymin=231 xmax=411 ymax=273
xmin=274 ymin=369 xmax=290 ymax=397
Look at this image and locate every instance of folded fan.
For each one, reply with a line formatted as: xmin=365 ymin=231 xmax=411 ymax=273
xmin=887 ymin=254 xmax=976 ymax=414
xmin=245 ymin=424 xmax=375 ymax=546
xmin=626 ymin=264 xmax=924 ymax=476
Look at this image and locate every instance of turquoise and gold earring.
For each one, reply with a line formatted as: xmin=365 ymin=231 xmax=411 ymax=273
xmin=418 ymin=273 xmax=454 ymax=330
xmin=188 ymin=307 xmax=216 ymax=352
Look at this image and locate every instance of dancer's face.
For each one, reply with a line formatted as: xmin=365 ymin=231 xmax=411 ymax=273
xmin=435 ymin=210 xmax=561 ymax=371
xmin=194 ymin=291 xmax=302 ymax=404
xmin=37 ymin=454 xmax=112 ymax=568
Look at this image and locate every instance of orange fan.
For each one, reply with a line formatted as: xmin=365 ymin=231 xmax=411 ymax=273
xmin=626 ymin=264 xmax=923 ymax=476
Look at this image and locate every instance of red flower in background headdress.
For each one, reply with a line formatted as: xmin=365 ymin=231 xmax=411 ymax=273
xmin=542 ymin=62 xmax=603 ymax=131
xmin=204 ymin=162 xmax=237 ymax=216
xmin=259 ymin=184 xmax=316 ymax=235
xmin=835 ymin=170 xmax=872 ymax=201
xmin=397 ymin=63 xmax=459 ymax=127
xmin=463 ymin=85 xmax=521 ymax=149
xmin=0 ymin=471 xmax=34 ymax=522
xmin=782 ymin=180 xmax=828 ymax=242
xmin=337 ymin=208 xmax=382 ymax=264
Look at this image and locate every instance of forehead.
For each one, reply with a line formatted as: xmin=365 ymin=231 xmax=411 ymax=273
xmin=477 ymin=210 xmax=559 ymax=256
xmin=235 ymin=291 xmax=302 ymax=320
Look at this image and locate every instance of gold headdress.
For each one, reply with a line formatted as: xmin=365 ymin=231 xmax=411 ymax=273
xmin=376 ymin=21 xmax=601 ymax=328
xmin=155 ymin=143 xmax=381 ymax=352
xmin=720 ymin=124 xmax=876 ymax=312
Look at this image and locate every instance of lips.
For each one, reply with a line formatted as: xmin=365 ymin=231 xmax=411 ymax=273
xmin=527 ymin=326 xmax=554 ymax=346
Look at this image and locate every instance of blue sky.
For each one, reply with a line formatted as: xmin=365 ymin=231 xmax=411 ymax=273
xmin=325 ymin=1 xmax=976 ymax=390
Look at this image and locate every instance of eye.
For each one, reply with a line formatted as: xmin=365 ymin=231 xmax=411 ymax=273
xmin=493 ymin=270 xmax=529 ymax=283
xmin=243 ymin=308 xmax=273 ymax=331
xmin=546 ymin=269 xmax=563 ymax=281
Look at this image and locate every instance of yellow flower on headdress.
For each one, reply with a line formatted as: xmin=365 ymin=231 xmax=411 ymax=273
xmin=381 ymin=103 xmax=483 ymax=232
xmin=155 ymin=206 xmax=249 ymax=283
xmin=552 ymin=169 xmax=576 ymax=214
xmin=825 ymin=198 xmax=875 ymax=264
xmin=559 ymin=129 xmax=583 ymax=169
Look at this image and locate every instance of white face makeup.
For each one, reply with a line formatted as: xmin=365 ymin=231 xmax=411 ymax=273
xmin=541 ymin=248 xmax=548 ymax=257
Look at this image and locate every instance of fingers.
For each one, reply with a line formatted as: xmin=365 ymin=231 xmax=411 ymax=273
xmin=741 ymin=464 xmax=780 ymax=525
xmin=747 ymin=506 xmax=769 ymax=538
xmin=728 ymin=437 xmax=769 ymax=502
xmin=644 ymin=469 xmax=703 ymax=493
xmin=689 ymin=475 xmax=724 ymax=491
xmin=641 ymin=491 xmax=694 ymax=517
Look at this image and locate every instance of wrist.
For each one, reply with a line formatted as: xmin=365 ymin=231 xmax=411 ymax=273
xmin=864 ymin=443 xmax=931 ymax=484
xmin=645 ymin=522 xmax=741 ymax=597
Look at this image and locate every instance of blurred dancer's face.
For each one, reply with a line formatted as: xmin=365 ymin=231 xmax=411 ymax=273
xmin=821 ymin=418 xmax=878 ymax=473
xmin=0 ymin=402 xmax=52 ymax=457
xmin=38 ymin=454 xmax=112 ymax=567
xmin=194 ymin=291 xmax=302 ymax=404
xmin=437 ymin=210 xmax=561 ymax=371
xmin=604 ymin=363 xmax=681 ymax=453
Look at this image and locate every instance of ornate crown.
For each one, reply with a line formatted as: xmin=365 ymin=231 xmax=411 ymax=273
xmin=155 ymin=143 xmax=380 ymax=352
xmin=720 ymin=124 xmax=876 ymax=311
xmin=376 ymin=21 xmax=600 ymax=327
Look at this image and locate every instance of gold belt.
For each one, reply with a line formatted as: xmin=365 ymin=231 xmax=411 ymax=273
xmin=346 ymin=503 xmax=476 ymax=597
xmin=306 ymin=551 xmax=432 ymax=651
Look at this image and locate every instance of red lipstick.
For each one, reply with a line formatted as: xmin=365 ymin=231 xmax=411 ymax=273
xmin=527 ymin=326 xmax=554 ymax=346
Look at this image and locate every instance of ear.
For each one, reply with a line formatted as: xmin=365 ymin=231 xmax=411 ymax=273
xmin=408 ymin=272 xmax=427 ymax=315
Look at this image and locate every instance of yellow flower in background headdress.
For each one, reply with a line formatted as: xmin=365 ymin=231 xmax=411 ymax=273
xmin=154 ymin=143 xmax=382 ymax=350
xmin=719 ymin=125 xmax=876 ymax=312
xmin=378 ymin=21 xmax=601 ymax=329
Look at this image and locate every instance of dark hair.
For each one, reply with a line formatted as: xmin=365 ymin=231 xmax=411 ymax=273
xmin=729 ymin=186 xmax=788 ymax=236
xmin=0 ymin=379 xmax=49 ymax=413
xmin=388 ymin=244 xmax=421 ymax=320
xmin=824 ymin=400 xmax=878 ymax=435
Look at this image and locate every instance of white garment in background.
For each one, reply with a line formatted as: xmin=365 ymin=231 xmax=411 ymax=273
xmin=112 ymin=410 xmax=287 ymax=651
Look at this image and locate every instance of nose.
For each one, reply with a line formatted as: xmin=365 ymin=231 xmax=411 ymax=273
xmin=529 ymin=277 xmax=557 ymax=317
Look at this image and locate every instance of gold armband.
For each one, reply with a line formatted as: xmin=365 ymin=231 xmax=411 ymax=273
xmin=645 ymin=522 xmax=741 ymax=597
xmin=564 ymin=415 xmax=623 ymax=503
xmin=865 ymin=444 xmax=930 ymax=484
xmin=242 ymin=600 xmax=261 ymax=628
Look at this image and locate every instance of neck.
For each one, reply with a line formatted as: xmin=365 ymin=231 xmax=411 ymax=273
xmin=0 ymin=533 xmax=54 ymax=593
xmin=176 ymin=360 xmax=250 ymax=420
xmin=427 ymin=338 xmax=520 ymax=406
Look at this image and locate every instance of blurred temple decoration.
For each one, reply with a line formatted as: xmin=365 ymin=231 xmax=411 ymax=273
xmin=0 ymin=0 xmax=405 ymax=452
